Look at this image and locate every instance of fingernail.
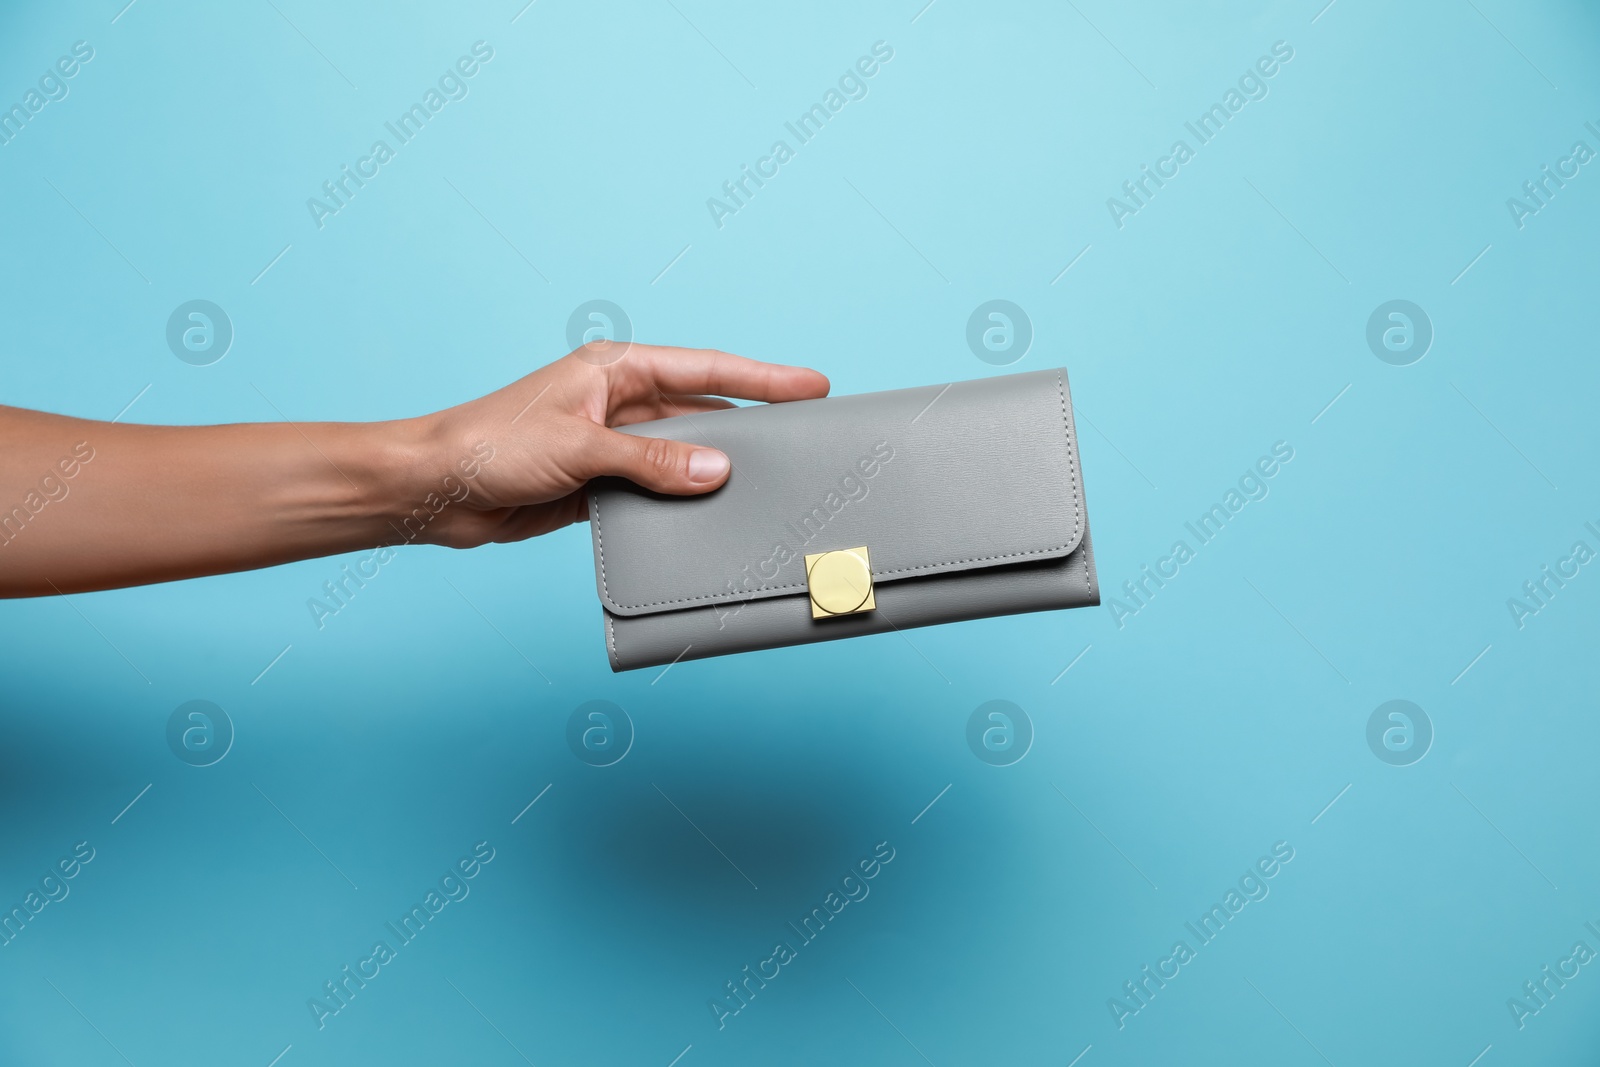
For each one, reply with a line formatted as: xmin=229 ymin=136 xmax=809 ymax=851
xmin=688 ymin=449 xmax=730 ymax=483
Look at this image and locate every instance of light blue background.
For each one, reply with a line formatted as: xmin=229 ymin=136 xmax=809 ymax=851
xmin=3 ymin=0 xmax=1599 ymax=1063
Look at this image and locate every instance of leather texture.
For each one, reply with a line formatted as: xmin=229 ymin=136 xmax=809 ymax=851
xmin=586 ymin=367 xmax=1098 ymax=670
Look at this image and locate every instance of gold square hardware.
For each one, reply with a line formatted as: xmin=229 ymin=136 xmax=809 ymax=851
xmin=804 ymin=546 xmax=876 ymax=619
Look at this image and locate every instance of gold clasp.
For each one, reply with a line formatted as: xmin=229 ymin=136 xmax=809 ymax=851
xmin=805 ymin=546 xmax=875 ymax=619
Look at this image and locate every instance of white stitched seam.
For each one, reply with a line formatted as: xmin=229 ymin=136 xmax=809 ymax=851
xmin=592 ymin=371 xmax=1086 ymax=612
xmin=1057 ymin=368 xmax=1085 ymax=590
xmin=1082 ymin=533 xmax=1093 ymax=599
xmin=592 ymin=490 xmax=613 ymax=603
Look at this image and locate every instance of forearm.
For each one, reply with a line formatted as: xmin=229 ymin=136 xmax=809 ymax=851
xmin=0 ymin=405 xmax=433 ymax=597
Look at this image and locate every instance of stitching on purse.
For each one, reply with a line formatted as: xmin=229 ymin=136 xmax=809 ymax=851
xmin=592 ymin=371 xmax=1085 ymax=612
xmin=604 ymin=608 xmax=619 ymax=667
xmin=1082 ymin=535 xmax=1093 ymax=598
xmin=592 ymin=488 xmax=617 ymax=605
xmin=1058 ymin=368 xmax=1084 ymax=586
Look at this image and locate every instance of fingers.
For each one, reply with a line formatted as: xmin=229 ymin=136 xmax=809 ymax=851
xmin=654 ymin=393 xmax=739 ymax=416
xmin=578 ymin=423 xmax=731 ymax=495
xmin=610 ymin=345 xmax=830 ymax=404
xmin=609 ymin=393 xmax=736 ymax=427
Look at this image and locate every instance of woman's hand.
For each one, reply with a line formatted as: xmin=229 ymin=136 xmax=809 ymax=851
xmin=414 ymin=344 xmax=829 ymax=547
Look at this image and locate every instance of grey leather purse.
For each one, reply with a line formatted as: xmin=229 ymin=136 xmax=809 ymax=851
xmin=586 ymin=366 xmax=1098 ymax=670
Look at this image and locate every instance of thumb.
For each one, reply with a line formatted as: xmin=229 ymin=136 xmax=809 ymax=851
xmin=583 ymin=425 xmax=731 ymax=495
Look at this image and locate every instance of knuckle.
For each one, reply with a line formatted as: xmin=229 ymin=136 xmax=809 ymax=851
xmin=641 ymin=436 xmax=678 ymax=477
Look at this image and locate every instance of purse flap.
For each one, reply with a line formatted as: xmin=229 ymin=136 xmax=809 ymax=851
xmin=587 ymin=367 xmax=1085 ymax=617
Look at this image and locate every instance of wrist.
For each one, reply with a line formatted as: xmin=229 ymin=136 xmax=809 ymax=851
xmin=362 ymin=414 xmax=502 ymax=548
xmin=352 ymin=415 xmax=447 ymax=544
